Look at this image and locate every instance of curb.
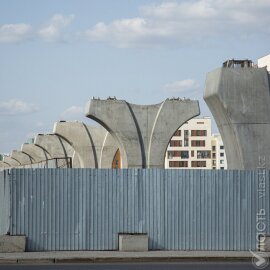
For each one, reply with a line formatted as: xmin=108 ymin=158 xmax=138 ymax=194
xmin=0 ymin=256 xmax=252 ymax=264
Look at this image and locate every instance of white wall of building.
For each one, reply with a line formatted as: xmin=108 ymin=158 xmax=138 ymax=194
xmin=258 ymin=54 xmax=270 ymax=72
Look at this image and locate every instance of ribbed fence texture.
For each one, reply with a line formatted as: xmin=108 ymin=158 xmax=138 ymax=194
xmin=0 ymin=170 xmax=9 ymax=235
xmin=1 ymin=169 xmax=269 ymax=251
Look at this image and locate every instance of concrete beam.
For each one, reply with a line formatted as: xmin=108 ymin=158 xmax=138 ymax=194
xmin=204 ymin=66 xmax=270 ymax=169
xmin=3 ymin=156 xmax=20 ymax=167
xmin=21 ymin=143 xmax=51 ymax=163
xmin=34 ymin=134 xmax=75 ymax=166
xmin=53 ymin=121 xmax=118 ymax=168
xmin=85 ymin=98 xmax=200 ymax=168
xmin=10 ymin=150 xmax=33 ymax=166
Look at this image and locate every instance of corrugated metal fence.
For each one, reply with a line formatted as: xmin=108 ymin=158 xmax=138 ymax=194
xmin=1 ymin=169 xmax=269 ymax=251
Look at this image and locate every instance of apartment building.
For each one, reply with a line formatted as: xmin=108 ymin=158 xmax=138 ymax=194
xmin=165 ymin=117 xmax=227 ymax=169
xmin=211 ymin=134 xmax=227 ymax=170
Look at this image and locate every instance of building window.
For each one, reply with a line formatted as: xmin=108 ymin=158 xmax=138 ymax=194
xmin=184 ymin=130 xmax=189 ymax=136
xmin=220 ymin=145 xmax=224 ymax=150
xmin=169 ymin=161 xmax=188 ymax=168
xmin=197 ymin=150 xmax=211 ymax=159
xmin=191 ymin=150 xmax=194 ymax=157
xmin=220 ymin=160 xmax=224 ymax=164
xmin=220 ymin=167 xmax=224 ymax=170
xmin=181 ymin=151 xmax=189 ymax=159
xmin=191 ymin=130 xmax=207 ymax=136
xmin=184 ymin=138 xmax=189 ymax=147
xmin=173 ymin=130 xmax=181 ymax=136
xmin=191 ymin=161 xmax=206 ymax=167
xmin=212 ymin=160 xmax=216 ymax=166
xmin=213 ymin=167 xmax=216 ymax=170
xmin=212 ymin=153 xmax=216 ymax=158
xmin=191 ymin=140 xmax=205 ymax=147
xmin=170 ymin=140 xmax=182 ymax=147
xmin=220 ymin=152 xmax=224 ymax=157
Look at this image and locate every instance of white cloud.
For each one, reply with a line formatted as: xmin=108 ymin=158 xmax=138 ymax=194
xmin=38 ymin=14 xmax=75 ymax=42
xmin=163 ymin=79 xmax=199 ymax=93
xmin=0 ymin=24 xmax=32 ymax=43
xmin=0 ymin=99 xmax=38 ymax=115
xmin=61 ymin=105 xmax=83 ymax=119
xmin=85 ymin=0 xmax=270 ymax=48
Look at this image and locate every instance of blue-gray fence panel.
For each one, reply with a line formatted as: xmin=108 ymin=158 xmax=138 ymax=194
xmin=0 ymin=170 xmax=10 ymax=235
xmin=6 ymin=169 xmax=270 ymax=251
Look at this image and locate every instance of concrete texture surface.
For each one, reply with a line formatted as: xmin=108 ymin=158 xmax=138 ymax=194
xmin=21 ymin=143 xmax=51 ymax=163
xmin=34 ymin=134 xmax=75 ymax=166
xmin=10 ymin=150 xmax=33 ymax=166
xmin=0 ymin=250 xmax=254 ymax=264
xmin=3 ymin=156 xmax=20 ymax=167
xmin=53 ymin=121 xmax=118 ymax=168
xmin=204 ymin=66 xmax=270 ymax=169
xmin=85 ymin=98 xmax=200 ymax=168
xmin=119 ymin=234 xmax=148 ymax=252
xmin=0 ymin=161 xmax=9 ymax=168
xmin=0 ymin=236 xmax=26 ymax=253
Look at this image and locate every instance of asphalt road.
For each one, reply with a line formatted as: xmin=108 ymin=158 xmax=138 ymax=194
xmin=0 ymin=262 xmax=267 ymax=270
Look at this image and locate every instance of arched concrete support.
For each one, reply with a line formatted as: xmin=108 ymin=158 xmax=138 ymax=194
xmin=53 ymin=121 xmax=118 ymax=168
xmin=3 ymin=156 xmax=20 ymax=167
xmin=0 ymin=161 xmax=10 ymax=168
xmin=100 ymin=131 xmax=119 ymax=168
xmin=204 ymin=66 xmax=270 ymax=169
xmin=85 ymin=98 xmax=200 ymax=168
xmin=21 ymin=143 xmax=51 ymax=163
xmin=34 ymin=134 xmax=75 ymax=166
xmin=11 ymin=150 xmax=33 ymax=166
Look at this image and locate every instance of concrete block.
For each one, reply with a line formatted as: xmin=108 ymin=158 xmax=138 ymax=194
xmin=259 ymin=235 xmax=270 ymax=251
xmin=119 ymin=233 xmax=148 ymax=252
xmin=0 ymin=235 xmax=26 ymax=253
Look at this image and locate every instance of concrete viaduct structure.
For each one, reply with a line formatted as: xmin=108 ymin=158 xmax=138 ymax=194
xmin=53 ymin=121 xmax=119 ymax=168
xmin=85 ymin=98 xmax=200 ymax=168
xmin=21 ymin=143 xmax=51 ymax=164
xmin=10 ymin=150 xmax=33 ymax=166
xmin=204 ymin=60 xmax=270 ymax=169
xmin=34 ymin=134 xmax=78 ymax=168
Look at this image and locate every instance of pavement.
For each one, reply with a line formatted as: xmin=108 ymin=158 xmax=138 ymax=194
xmin=0 ymin=251 xmax=254 ymax=264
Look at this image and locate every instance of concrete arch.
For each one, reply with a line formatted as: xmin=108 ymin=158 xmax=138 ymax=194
xmin=0 ymin=161 xmax=10 ymax=168
xmin=3 ymin=156 xmax=20 ymax=167
xmin=85 ymin=98 xmax=200 ymax=168
xmin=53 ymin=121 xmax=119 ymax=168
xmin=21 ymin=143 xmax=52 ymax=163
xmin=34 ymin=134 xmax=75 ymax=167
xmin=204 ymin=65 xmax=270 ymax=169
xmin=11 ymin=150 xmax=33 ymax=166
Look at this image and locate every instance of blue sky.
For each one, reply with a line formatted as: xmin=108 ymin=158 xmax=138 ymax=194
xmin=1 ymin=0 xmax=270 ymax=153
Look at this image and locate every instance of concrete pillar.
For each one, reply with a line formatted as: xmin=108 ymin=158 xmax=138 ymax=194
xmin=3 ymin=156 xmax=20 ymax=167
xmin=53 ymin=121 xmax=118 ymax=168
xmin=0 ymin=161 xmax=10 ymax=168
xmin=85 ymin=98 xmax=200 ymax=168
xmin=21 ymin=143 xmax=51 ymax=163
xmin=10 ymin=150 xmax=33 ymax=166
xmin=34 ymin=134 xmax=75 ymax=167
xmin=204 ymin=65 xmax=270 ymax=169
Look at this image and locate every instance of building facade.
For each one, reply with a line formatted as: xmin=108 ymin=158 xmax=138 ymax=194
xmin=165 ymin=117 xmax=227 ymax=169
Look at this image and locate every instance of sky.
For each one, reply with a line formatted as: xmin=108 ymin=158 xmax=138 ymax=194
xmin=1 ymin=0 xmax=270 ymax=153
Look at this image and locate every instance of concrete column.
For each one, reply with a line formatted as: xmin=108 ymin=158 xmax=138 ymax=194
xmin=10 ymin=150 xmax=33 ymax=166
xmin=53 ymin=121 xmax=118 ymax=168
xmin=0 ymin=161 xmax=10 ymax=168
xmin=21 ymin=143 xmax=51 ymax=163
xmin=3 ymin=156 xmax=20 ymax=167
xmin=204 ymin=66 xmax=270 ymax=169
xmin=34 ymin=134 xmax=75 ymax=167
xmin=85 ymin=98 xmax=200 ymax=168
